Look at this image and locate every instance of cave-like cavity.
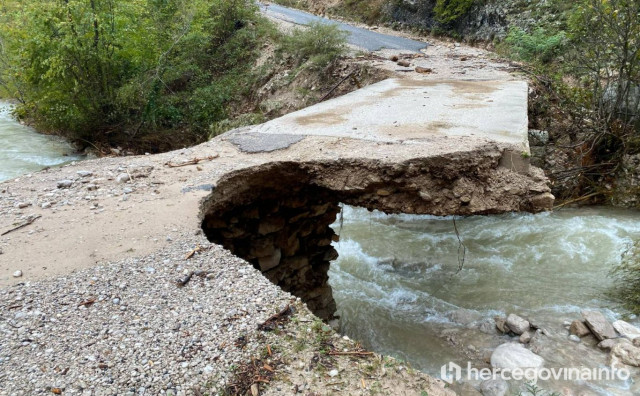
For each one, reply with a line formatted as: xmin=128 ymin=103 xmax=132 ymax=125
xmin=200 ymin=151 xmax=553 ymax=319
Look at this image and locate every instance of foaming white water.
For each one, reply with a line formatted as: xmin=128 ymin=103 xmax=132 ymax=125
xmin=0 ymin=102 xmax=83 ymax=181
xmin=329 ymin=205 xmax=640 ymax=395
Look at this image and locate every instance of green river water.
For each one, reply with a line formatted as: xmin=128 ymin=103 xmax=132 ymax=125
xmin=330 ymin=206 xmax=640 ymax=395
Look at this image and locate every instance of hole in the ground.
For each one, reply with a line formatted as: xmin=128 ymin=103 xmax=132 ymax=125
xmin=200 ymin=156 xmax=552 ymax=320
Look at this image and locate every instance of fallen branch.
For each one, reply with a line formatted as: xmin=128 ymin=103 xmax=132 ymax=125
xmin=184 ymin=245 xmax=211 ymax=260
xmin=165 ymin=154 xmax=219 ymax=168
xmin=77 ymin=299 xmax=96 ymax=308
xmin=452 ymin=216 xmax=466 ymax=273
xmin=1 ymin=215 xmax=42 ymax=236
xmin=175 ymin=270 xmax=213 ymax=287
xmin=258 ymin=304 xmax=293 ymax=331
xmin=553 ymin=192 xmax=605 ymax=209
xmin=319 ymin=72 xmax=355 ymax=103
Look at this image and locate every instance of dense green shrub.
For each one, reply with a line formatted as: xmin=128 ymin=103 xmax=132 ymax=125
xmin=280 ymin=22 xmax=348 ymax=69
xmin=0 ymin=0 xmax=270 ymax=151
xmin=504 ymin=27 xmax=566 ymax=63
xmin=433 ymin=0 xmax=475 ymax=24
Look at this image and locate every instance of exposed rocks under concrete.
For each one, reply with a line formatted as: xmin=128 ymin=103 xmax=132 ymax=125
xmin=201 ymin=152 xmax=552 ymax=319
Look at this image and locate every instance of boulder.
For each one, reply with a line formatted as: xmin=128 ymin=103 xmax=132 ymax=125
xmin=598 ymin=338 xmax=632 ymax=351
xmin=258 ymin=216 xmax=285 ymax=235
xmin=569 ymin=320 xmax=592 ymax=337
xmin=415 ymin=66 xmax=433 ymax=74
xmin=611 ymin=342 xmax=640 ymax=367
xmin=528 ymin=330 xmax=547 ymax=355
xmin=582 ymin=310 xmax=618 ymax=341
xmin=519 ymin=331 xmax=532 ymax=344
xmin=612 ymin=320 xmax=640 ymax=340
xmin=76 ymin=170 xmax=93 ymax=177
xmin=490 ymin=343 xmax=544 ymax=370
xmin=478 ymin=320 xmax=498 ymax=335
xmin=115 ymin=173 xmax=130 ymax=183
xmin=494 ymin=316 xmax=509 ymax=334
xmin=57 ymin=180 xmax=73 ymax=189
xmin=480 ymin=379 xmax=509 ymax=396
xmin=506 ymin=314 xmax=530 ymax=335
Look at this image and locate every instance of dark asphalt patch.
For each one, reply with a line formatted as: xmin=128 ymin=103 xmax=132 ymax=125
xmin=225 ymin=131 xmax=305 ymax=153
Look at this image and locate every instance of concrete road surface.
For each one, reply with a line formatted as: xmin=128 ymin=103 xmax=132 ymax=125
xmin=259 ymin=2 xmax=427 ymax=52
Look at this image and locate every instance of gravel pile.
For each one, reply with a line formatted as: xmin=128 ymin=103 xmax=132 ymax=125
xmin=0 ymin=235 xmax=293 ymax=395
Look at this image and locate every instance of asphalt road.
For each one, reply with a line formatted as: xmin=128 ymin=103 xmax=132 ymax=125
xmin=259 ymin=3 xmax=427 ymax=52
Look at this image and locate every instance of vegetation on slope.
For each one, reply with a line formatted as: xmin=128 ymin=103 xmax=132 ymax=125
xmin=0 ymin=0 xmax=349 ymax=152
xmin=498 ymin=0 xmax=639 ymax=203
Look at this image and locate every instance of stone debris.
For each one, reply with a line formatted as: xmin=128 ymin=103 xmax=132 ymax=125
xmin=611 ymin=342 xmax=640 ymax=367
xmin=506 ymin=313 xmax=530 ymax=335
xmin=582 ymin=310 xmax=618 ymax=341
xmin=613 ymin=320 xmax=640 ymax=340
xmin=490 ymin=343 xmax=545 ymax=370
xmin=570 ymin=320 xmax=592 ymax=337
xmin=480 ymin=378 xmax=508 ymax=396
xmin=56 ymin=180 xmax=73 ymax=189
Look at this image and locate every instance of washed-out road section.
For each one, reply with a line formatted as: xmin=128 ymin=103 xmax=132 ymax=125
xmin=0 ymin=76 xmax=551 ymax=395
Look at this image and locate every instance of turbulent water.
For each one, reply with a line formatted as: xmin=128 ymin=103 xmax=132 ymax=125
xmin=0 ymin=102 xmax=82 ymax=182
xmin=330 ymin=206 xmax=640 ymax=395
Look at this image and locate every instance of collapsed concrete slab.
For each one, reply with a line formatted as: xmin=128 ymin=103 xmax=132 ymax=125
xmin=202 ymin=78 xmax=553 ymax=319
xmin=0 ymin=77 xmax=551 ymax=395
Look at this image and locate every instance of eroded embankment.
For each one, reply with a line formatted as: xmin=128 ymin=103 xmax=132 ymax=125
xmin=200 ymin=146 xmax=553 ymax=319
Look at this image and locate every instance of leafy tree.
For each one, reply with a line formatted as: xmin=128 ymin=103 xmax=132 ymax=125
xmin=566 ymin=0 xmax=640 ymax=134
xmin=0 ymin=0 xmax=267 ymax=151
